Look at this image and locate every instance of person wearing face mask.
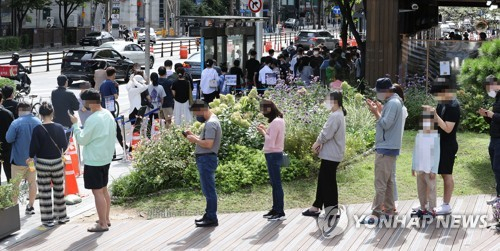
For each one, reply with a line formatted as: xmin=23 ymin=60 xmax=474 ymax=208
xmin=478 ymin=75 xmax=500 ymax=206
xmin=184 ymin=100 xmax=222 ymax=227
xmin=6 ymin=102 xmax=42 ymax=215
xmin=302 ymin=92 xmax=346 ymax=219
xmin=257 ymin=99 xmax=286 ymax=221
xmin=290 ymin=46 xmax=304 ymax=76
xmin=362 ymin=78 xmax=403 ymax=224
xmin=420 ymin=81 xmax=460 ymax=215
xmin=310 ymin=47 xmax=324 ymax=77
xmin=411 ymin=109 xmax=440 ymax=218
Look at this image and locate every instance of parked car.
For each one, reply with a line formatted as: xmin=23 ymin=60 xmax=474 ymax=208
xmin=294 ymin=30 xmax=339 ymax=49
xmin=284 ymin=18 xmax=299 ymax=28
xmin=61 ymin=48 xmax=135 ymax=85
xmin=79 ymin=31 xmax=114 ymax=46
xmin=137 ymin=27 xmax=157 ymax=44
xmin=100 ymin=41 xmax=155 ymax=69
xmin=183 ymin=51 xmax=201 ymax=79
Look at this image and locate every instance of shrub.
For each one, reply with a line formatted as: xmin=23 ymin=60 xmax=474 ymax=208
xmin=0 ymin=37 xmax=20 ymax=51
xmin=0 ymin=78 xmax=16 ymax=90
xmin=458 ymin=39 xmax=500 ymax=132
xmin=404 ymin=86 xmax=436 ymax=130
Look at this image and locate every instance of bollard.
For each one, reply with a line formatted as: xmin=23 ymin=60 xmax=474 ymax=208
xmin=170 ymin=42 xmax=173 ymax=57
xmin=197 ymin=43 xmax=199 ymax=52
xmin=46 ymin=52 xmax=49 ymax=72
xmin=161 ymin=42 xmax=164 ymax=58
xmin=29 ymin=53 xmax=32 ymax=68
xmin=188 ymin=40 xmax=191 ymax=54
xmin=62 ymin=50 xmax=65 ymax=58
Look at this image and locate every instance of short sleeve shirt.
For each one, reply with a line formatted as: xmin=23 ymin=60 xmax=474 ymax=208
xmin=437 ymin=99 xmax=460 ymax=145
xmin=100 ymin=79 xmax=118 ymax=108
xmin=195 ymin=115 xmax=222 ymax=154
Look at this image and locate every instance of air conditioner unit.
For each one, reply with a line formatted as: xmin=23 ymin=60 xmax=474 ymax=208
xmin=46 ymin=17 xmax=54 ymax=28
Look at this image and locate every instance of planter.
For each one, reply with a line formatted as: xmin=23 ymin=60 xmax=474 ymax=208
xmin=0 ymin=204 xmax=20 ymax=240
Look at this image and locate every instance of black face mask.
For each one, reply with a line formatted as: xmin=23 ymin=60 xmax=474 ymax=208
xmin=196 ymin=115 xmax=206 ymax=123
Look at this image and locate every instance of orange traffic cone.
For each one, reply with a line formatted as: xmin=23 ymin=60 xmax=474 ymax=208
xmin=64 ymin=155 xmax=79 ymax=196
xmin=67 ymin=137 xmax=80 ymax=177
xmin=131 ymin=131 xmax=141 ymax=151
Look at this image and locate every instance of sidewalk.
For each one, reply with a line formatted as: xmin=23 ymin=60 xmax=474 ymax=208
xmin=0 ymin=143 xmax=132 ymax=249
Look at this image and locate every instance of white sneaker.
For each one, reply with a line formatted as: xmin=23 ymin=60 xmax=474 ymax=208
xmin=435 ymin=204 xmax=452 ymax=215
xmin=486 ymin=197 xmax=500 ymax=205
xmin=412 ymin=203 xmax=429 ymax=212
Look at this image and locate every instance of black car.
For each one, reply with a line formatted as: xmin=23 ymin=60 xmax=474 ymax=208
xmin=61 ymin=48 xmax=135 ymax=85
xmin=79 ymin=31 xmax=115 ymax=46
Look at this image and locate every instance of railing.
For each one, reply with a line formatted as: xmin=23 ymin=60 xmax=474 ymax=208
xmin=0 ymin=33 xmax=296 ymax=73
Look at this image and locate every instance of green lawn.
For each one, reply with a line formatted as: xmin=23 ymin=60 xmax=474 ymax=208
xmin=123 ymin=131 xmax=496 ymax=218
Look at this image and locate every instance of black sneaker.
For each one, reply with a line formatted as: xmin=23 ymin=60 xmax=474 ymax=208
xmin=195 ymin=214 xmax=206 ymax=223
xmin=25 ymin=205 xmax=35 ymax=215
xmin=268 ymin=213 xmax=286 ymax=221
xmin=263 ymin=209 xmax=277 ymax=219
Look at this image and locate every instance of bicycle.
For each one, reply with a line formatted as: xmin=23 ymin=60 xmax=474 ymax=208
xmin=15 ymin=93 xmax=43 ymax=118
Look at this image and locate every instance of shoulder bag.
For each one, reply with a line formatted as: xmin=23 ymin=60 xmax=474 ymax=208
xmin=41 ymin=125 xmax=66 ymax=166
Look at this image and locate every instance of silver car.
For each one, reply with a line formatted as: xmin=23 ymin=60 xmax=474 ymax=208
xmin=183 ymin=52 xmax=201 ymax=79
xmin=100 ymin=41 xmax=155 ymax=69
xmin=137 ymin=27 xmax=157 ymax=44
xmin=294 ymin=30 xmax=339 ymax=49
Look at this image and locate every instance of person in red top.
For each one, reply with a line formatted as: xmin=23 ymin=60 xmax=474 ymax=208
xmin=257 ymin=99 xmax=286 ymax=221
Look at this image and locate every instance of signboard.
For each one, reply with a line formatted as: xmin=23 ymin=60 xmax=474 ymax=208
xmin=439 ymin=61 xmax=451 ymax=76
xmin=224 ymin=75 xmax=237 ymax=86
xmin=248 ymin=0 xmax=262 ymax=13
xmin=265 ymin=73 xmax=277 ymax=85
xmin=332 ymin=6 xmax=341 ymax=15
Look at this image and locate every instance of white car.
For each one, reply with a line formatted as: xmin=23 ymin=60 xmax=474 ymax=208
xmin=100 ymin=41 xmax=155 ymax=69
xmin=138 ymin=27 xmax=157 ymax=44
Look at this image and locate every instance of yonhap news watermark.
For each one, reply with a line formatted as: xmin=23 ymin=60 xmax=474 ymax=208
xmin=353 ymin=214 xmax=491 ymax=229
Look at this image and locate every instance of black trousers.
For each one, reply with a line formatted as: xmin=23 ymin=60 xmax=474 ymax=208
xmin=312 ymin=159 xmax=340 ymax=209
xmin=110 ymin=111 xmax=124 ymax=148
xmin=203 ymin=92 xmax=217 ymax=105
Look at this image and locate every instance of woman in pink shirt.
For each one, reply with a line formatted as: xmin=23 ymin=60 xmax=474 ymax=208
xmin=257 ymin=99 xmax=286 ymax=221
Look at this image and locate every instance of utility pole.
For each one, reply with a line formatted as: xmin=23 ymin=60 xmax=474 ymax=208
xmin=175 ymin=0 xmax=180 ymax=36
xmin=145 ymin=0 xmax=151 ymax=80
xmin=164 ymin=0 xmax=168 ymax=35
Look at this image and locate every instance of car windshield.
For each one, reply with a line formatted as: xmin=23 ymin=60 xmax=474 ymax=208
xmin=87 ymin=32 xmax=101 ymax=37
xmin=139 ymin=28 xmax=154 ymax=34
xmin=286 ymin=18 xmax=295 ymax=22
xmin=299 ymin=32 xmax=316 ymax=37
xmin=64 ymin=51 xmax=94 ymax=61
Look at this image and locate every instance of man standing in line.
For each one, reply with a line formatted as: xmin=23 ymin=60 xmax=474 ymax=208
xmin=100 ymin=67 xmax=124 ymax=158
xmin=363 ymin=78 xmax=403 ymax=224
xmin=70 ymin=89 xmax=116 ymax=232
xmin=6 ymin=102 xmax=41 ymax=214
xmin=185 ymin=100 xmax=222 ymax=227
xmin=1 ymin=86 xmax=19 ymax=118
xmin=51 ymin=75 xmax=80 ymax=130
xmin=0 ymin=93 xmax=15 ymax=184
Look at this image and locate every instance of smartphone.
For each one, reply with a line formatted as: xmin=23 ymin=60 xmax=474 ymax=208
xmin=182 ymin=131 xmax=188 ymax=137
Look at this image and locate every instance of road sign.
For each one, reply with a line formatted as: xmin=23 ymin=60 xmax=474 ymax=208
xmin=332 ymin=6 xmax=341 ymax=15
xmin=248 ymin=0 xmax=262 ymax=13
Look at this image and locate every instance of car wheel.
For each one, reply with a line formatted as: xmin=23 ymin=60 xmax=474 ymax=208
xmin=149 ymin=56 xmax=154 ymax=69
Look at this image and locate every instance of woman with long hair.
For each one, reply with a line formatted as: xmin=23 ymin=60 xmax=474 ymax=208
xmin=172 ymin=68 xmax=193 ymax=125
xmin=27 ymin=101 xmax=69 ymax=227
xmin=302 ymin=91 xmax=346 ymax=218
xmin=257 ymin=99 xmax=286 ymax=221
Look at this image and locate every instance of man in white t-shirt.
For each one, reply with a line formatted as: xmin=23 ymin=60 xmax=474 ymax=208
xmin=259 ymin=57 xmax=274 ymax=85
xmin=164 ymin=60 xmax=175 ymax=77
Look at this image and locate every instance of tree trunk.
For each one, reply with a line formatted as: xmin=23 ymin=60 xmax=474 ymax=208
xmin=341 ymin=17 xmax=347 ymax=49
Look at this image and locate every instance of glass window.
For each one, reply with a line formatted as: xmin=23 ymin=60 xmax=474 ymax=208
xmin=111 ymin=50 xmax=121 ymax=58
xmin=132 ymin=44 xmax=143 ymax=51
xmin=124 ymin=45 xmax=133 ymax=51
xmin=319 ymin=31 xmax=332 ymax=37
xmin=96 ymin=50 xmax=112 ymax=58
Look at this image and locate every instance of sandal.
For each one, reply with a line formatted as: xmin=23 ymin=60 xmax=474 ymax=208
xmin=87 ymin=223 xmax=109 ymax=232
xmin=95 ymin=220 xmax=111 ymax=227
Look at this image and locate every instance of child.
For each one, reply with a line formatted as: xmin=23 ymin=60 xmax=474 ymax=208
xmin=412 ymin=109 xmax=440 ymax=217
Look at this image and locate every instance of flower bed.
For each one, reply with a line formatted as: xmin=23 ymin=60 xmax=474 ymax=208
xmin=112 ymin=83 xmax=375 ymax=198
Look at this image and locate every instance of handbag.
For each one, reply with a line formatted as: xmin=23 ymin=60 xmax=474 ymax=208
xmin=209 ymin=78 xmax=218 ymax=89
xmin=188 ymin=81 xmax=194 ymax=105
xmin=41 ymin=125 xmax=65 ymax=165
xmin=281 ymin=152 xmax=290 ymax=167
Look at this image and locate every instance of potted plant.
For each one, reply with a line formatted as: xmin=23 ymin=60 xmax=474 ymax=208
xmin=0 ymin=159 xmax=21 ymax=239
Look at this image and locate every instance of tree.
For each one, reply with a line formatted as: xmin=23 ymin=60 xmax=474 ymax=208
xmin=55 ymin=0 xmax=88 ymax=44
xmin=9 ymin=0 xmax=51 ymax=36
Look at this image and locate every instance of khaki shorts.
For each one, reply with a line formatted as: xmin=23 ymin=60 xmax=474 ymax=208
xmin=11 ymin=164 xmax=36 ymax=184
xmin=160 ymin=107 xmax=173 ymax=121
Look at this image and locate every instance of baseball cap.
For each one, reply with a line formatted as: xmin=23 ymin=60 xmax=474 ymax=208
xmin=375 ymin=78 xmax=393 ymax=92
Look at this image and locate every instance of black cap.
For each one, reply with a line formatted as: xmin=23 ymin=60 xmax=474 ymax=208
xmin=375 ymin=78 xmax=393 ymax=92
xmin=190 ymin=100 xmax=209 ymax=111
xmin=484 ymin=75 xmax=498 ymax=86
xmin=57 ymin=75 xmax=68 ymax=87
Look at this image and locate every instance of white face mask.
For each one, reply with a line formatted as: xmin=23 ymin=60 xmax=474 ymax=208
xmin=313 ymin=51 xmax=319 ymax=56
xmin=323 ymin=101 xmax=333 ymax=110
xmin=422 ymin=121 xmax=432 ymax=129
xmin=488 ymin=90 xmax=497 ymax=98
xmin=376 ymin=93 xmax=386 ymax=101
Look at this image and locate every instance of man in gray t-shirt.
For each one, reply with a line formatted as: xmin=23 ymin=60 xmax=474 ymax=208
xmin=185 ymin=100 xmax=222 ymax=227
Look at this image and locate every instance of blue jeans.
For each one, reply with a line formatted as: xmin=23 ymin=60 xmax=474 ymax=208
xmin=489 ymin=138 xmax=500 ymax=197
xmin=196 ymin=154 xmax=218 ymax=221
xmin=265 ymin=152 xmax=284 ymax=214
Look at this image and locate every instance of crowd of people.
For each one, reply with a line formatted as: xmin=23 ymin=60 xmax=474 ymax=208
xmin=1 ymin=44 xmax=499 ymax=232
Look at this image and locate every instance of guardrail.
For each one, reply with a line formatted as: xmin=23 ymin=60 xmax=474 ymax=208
xmin=0 ymin=32 xmax=296 ymax=73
